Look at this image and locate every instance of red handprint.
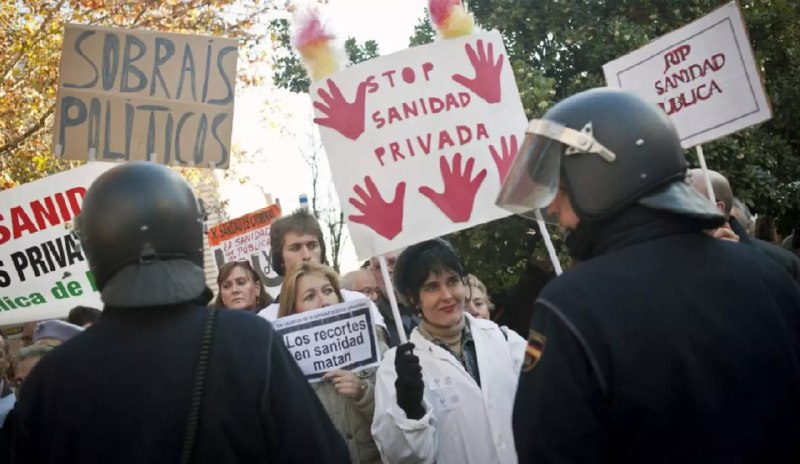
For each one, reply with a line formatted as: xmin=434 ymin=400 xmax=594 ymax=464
xmin=313 ymin=79 xmax=368 ymax=141
xmin=489 ymin=134 xmax=518 ymax=183
xmin=452 ymin=39 xmax=504 ymax=104
xmin=420 ymin=153 xmax=487 ymax=223
xmin=349 ymin=176 xmax=406 ymax=240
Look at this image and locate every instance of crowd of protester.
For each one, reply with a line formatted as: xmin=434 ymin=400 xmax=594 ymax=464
xmin=1 ymin=88 xmax=799 ymax=463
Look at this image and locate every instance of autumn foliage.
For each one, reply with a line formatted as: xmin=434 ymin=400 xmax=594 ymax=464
xmin=0 ymin=0 xmax=275 ymax=189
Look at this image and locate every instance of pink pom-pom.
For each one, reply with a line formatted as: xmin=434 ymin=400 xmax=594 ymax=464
xmin=292 ymin=7 xmax=335 ymax=50
xmin=429 ymin=0 xmax=462 ymax=27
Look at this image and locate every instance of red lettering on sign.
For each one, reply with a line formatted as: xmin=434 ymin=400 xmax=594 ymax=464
xmin=0 ymin=187 xmax=86 ymax=245
xmin=655 ymin=53 xmax=725 ymax=95
xmin=663 ymin=44 xmax=692 ymax=73
xmin=658 ymin=79 xmax=723 ymax=116
xmin=371 ymin=92 xmax=471 ymax=129
xmin=372 ymin=122 xmax=489 ymax=167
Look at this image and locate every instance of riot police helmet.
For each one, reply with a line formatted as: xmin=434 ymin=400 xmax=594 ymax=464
xmin=75 ymin=162 xmax=208 ymax=307
xmin=496 ymin=87 xmax=724 ymax=228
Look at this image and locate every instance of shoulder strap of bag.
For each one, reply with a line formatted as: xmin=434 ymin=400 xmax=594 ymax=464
xmin=179 ymin=307 xmax=218 ymax=464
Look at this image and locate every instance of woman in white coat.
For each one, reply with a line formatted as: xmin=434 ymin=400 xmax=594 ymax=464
xmin=371 ymin=239 xmax=526 ymax=464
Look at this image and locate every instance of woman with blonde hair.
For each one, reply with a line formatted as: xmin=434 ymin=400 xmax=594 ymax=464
xmin=466 ymin=274 xmax=494 ymax=320
xmin=214 ymin=261 xmax=273 ymax=311
xmin=279 ymin=262 xmax=386 ymax=464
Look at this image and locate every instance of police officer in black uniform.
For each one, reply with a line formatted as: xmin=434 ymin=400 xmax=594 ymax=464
xmin=497 ymin=88 xmax=800 ymax=463
xmin=11 ymin=162 xmax=349 ymax=464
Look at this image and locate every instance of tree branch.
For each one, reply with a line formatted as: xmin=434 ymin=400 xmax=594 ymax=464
xmin=0 ymin=104 xmax=55 ymax=159
xmin=1 ymin=0 xmax=69 ymax=81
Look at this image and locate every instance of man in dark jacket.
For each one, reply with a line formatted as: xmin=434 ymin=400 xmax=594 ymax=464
xmin=688 ymin=168 xmax=800 ymax=286
xmin=498 ymin=88 xmax=800 ymax=463
xmin=11 ymin=163 xmax=349 ymax=464
xmin=369 ymin=251 xmax=419 ymax=347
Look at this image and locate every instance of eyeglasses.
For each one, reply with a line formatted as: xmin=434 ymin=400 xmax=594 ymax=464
xmin=357 ymin=287 xmax=380 ymax=298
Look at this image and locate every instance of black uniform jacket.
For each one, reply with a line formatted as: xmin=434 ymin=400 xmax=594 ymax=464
xmin=11 ymin=301 xmax=350 ymax=464
xmin=513 ymin=208 xmax=800 ymax=463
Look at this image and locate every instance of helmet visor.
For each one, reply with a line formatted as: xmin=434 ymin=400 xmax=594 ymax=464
xmin=496 ymin=119 xmax=617 ymax=219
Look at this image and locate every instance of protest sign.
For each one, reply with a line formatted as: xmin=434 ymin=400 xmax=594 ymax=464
xmin=207 ymin=204 xmax=282 ymax=295
xmin=53 ymin=23 xmax=238 ymax=168
xmin=602 ymin=1 xmax=771 ymax=148
xmin=310 ymin=30 xmax=527 ymax=259
xmin=272 ymin=298 xmax=379 ymax=382
xmin=0 ymin=163 xmax=116 ymax=326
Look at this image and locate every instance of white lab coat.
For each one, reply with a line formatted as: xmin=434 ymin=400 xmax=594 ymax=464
xmin=257 ymin=289 xmax=387 ymax=330
xmin=371 ymin=314 xmax=526 ymax=464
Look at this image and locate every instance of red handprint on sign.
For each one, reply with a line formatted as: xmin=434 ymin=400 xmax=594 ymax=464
xmin=420 ymin=153 xmax=487 ymax=223
xmin=489 ymin=134 xmax=518 ymax=183
xmin=452 ymin=39 xmax=504 ymax=104
xmin=313 ymin=79 xmax=368 ymax=141
xmin=349 ymin=176 xmax=406 ymax=240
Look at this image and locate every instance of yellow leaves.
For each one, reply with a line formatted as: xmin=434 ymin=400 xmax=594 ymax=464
xmin=1 ymin=0 xmax=274 ymax=188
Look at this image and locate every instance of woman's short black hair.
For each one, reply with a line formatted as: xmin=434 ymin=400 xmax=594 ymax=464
xmin=392 ymin=239 xmax=466 ymax=307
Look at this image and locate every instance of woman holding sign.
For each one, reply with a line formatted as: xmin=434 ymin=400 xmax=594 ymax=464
xmin=371 ymin=239 xmax=526 ymax=464
xmin=279 ymin=262 xmax=387 ymax=464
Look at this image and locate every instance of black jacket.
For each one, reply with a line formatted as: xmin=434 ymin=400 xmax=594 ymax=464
xmin=513 ymin=208 xmax=800 ymax=463
xmin=493 ymin=262 xmax=554 ymax=339
xmin=730 ymin=217 xmax=800 ymax=286
xmin=11 ymin=301 xmax=350 ymax=464
xmin=375 ymin=293 xmax=419 ymax=347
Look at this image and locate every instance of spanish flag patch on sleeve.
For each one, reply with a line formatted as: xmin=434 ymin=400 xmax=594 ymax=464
xmin=522 ymin=329 xmax=546 ymax=372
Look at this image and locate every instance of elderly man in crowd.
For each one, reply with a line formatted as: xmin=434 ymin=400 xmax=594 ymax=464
xmin=689 ymin=168 xmax=800 ymax=285
xmin=369 ymin=250 xmax=420 ymax=347
xmin=340 ymin=269 xmax=380 ymax=303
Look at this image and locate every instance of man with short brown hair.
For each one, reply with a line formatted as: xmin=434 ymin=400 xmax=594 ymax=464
xmin=257 ymin=210 xmax=386 ymax=332
xmin=268 ymin=209 xmax=327 ymax=277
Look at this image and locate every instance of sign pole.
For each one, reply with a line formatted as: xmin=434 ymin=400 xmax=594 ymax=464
xmin=695 ymin=144 xmax=717 ymax=204
xmin=378 ymin=255 xmax=408 ymax=344
xmin=534 ymin=210 xmax=563 ymax=276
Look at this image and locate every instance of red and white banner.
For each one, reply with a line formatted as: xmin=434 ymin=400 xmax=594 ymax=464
xmin=207 ymin=204 xmax=283 ymax=295
xmin=0 ymin=163 xmax=116 ymax=325
xmin=310 ymin=30 xmax=527 ymax=259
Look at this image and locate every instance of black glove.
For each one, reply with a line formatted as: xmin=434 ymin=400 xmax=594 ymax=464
xmin=394 ymin=342 xmax=425 ymax=420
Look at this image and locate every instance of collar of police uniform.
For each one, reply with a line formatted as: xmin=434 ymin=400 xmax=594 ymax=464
xmin=567 ymin=206 xmax=705 ymax=261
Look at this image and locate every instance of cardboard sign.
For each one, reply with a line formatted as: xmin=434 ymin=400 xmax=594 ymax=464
xmin=272 ymin=298 xmax=380 ymax=382
xmin=310 ymin=30 xmax=527 ymax=259
xmin=207 ymin=204 xmax=282 ymax=295
xmin=53 ymin=24 xmax=238 ymax=168
xmin=0 ymin=163 xmax=117 ymax=325
xmin=602 ymin=1 xmax=771 ymax=148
